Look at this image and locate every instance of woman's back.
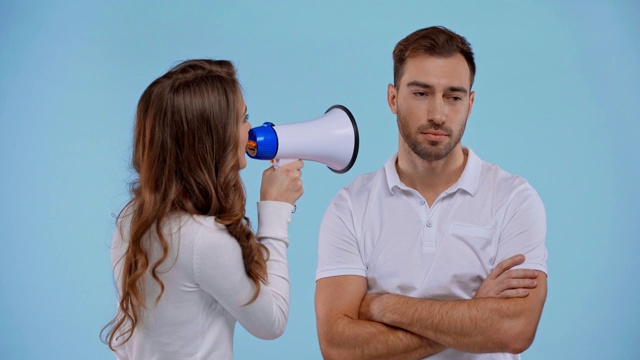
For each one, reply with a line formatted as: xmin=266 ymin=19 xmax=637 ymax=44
xmin=111 ymin=203 xmax=293 ymax=359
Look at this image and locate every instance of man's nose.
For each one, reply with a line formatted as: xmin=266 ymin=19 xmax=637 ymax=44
xmin=428 ymin=97 xmax=446 ymax=124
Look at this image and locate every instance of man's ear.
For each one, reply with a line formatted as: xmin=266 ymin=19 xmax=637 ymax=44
xmin=387 ymin=83 xmax=398 ymax=115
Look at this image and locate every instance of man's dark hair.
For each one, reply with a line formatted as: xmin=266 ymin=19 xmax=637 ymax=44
xmin=393 ymin=26 xmax=476 ymax=88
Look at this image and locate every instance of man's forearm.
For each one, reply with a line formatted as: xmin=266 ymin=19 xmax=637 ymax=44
xmin=365 ymin=288 xmax=545 ymax=354
xmin=319 ymin=314 xmax=445 ymax=360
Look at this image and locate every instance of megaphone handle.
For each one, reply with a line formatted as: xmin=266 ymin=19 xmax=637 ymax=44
xmin=271 ymin=158 xmax=298 ymax=169
xmin=271 ymin=158 xmax=300 ymax=213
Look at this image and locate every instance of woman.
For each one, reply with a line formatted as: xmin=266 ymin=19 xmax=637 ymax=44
xmin=101 ymin=59 xmax=304 ymax=359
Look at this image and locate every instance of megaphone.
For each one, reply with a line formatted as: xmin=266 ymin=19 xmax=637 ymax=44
xmin=246 ymin=105 xmax=359 ymax=174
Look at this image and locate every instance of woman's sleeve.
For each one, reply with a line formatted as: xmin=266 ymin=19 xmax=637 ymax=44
xmin=194 ymin=201 xmax=294 ymax=340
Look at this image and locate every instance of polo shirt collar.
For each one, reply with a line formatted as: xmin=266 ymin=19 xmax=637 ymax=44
xmin=383 ymin=147 xmax=482 ymax=197
xmin=453 ymin=147 xmax=482 ymax=196
xmin=384 ymin=153 xmax=402 ymax=194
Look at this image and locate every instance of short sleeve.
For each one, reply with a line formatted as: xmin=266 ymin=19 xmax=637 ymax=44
xmin=495 ymin=182 xmax=548 ymax=275
xmin=316 ymin=189 xmax=367 ymax=281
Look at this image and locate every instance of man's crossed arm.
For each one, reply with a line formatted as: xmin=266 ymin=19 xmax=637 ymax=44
xmin=315 ymin=254 xmax=547 ymax=360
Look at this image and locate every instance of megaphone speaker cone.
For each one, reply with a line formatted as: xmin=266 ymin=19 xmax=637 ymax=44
xmin=246 ymin=105 xmax=359 ymax=173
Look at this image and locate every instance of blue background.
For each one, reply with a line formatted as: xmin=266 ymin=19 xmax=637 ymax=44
xmin=1 ymin=1 xmax=638 ymax=359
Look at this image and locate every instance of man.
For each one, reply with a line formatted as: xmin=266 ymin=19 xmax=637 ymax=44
xmin=315 ymin=26 xmax=547 ymax=359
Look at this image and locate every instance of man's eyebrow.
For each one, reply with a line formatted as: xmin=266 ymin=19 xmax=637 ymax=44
xmin=448 ymin=86 xmax=469 ymax=94
xmin=406 ymin=80 xmax=433 ymax=89
xmin=406 ymin=80 xmax=469 ymax=94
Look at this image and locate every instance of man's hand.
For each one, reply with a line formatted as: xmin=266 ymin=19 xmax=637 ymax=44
xmin=361 ymin=254 xmax=538 ymax=320
xmin=356 ymin=261 xmax=547 ymax=354
xmin=474 ymin=254 xmax=538 ymax=299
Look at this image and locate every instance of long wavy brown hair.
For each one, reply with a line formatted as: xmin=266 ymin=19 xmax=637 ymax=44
xmin=101 ymin=59 xmax=269 ymax=350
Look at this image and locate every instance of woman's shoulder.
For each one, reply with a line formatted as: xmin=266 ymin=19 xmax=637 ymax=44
xmin=171 ymin=214 xmax=232 ymax=244
xmin=179 ymin=214 xmax=239 ymax=251
xmin=182 ymin=216 xmax=246 ymax=276
xmin=186 ymin=214 xmax=227 ymax=232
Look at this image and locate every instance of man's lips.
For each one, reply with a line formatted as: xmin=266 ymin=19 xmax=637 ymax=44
xmin=421 ymin=130 xmax=448 ymax=141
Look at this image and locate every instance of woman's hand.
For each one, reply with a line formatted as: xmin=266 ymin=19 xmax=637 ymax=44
xmin=260 ymin=160 xmax=304 ymax=205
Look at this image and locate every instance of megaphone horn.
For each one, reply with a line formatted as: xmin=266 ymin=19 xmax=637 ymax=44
xmin=246 ymin=105 xmax=359 ymax=174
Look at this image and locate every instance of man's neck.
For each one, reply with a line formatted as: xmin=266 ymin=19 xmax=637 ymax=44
xmin=396 ymin=145 xmax=468 ymax=206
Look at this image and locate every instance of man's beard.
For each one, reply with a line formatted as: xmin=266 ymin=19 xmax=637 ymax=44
xmin=397 ymin=110 xmax=467 ymax=161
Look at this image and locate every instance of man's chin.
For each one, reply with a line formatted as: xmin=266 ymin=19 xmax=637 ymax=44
xmin=414 ymin=145 xmax=454 ymax=162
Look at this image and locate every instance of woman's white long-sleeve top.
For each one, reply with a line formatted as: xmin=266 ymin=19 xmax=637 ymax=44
xmin=110 ymin=201 xmax=293 ymax=359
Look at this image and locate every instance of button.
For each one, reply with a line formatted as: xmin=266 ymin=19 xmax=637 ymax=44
xmin=426 ymin=221 xmax=432 ymax=228
xmin=419 ymin=199 xmax=425 ymax=205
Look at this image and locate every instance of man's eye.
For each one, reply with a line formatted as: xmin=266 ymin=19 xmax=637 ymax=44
xmin=413 ymin=91 xmax=426 ymax=97
xmin=244 ymin=113 xmax=250 ymax=122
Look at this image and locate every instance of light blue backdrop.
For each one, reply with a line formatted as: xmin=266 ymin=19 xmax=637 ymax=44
xmin=1 ymin=1 xmax=638 ymax=359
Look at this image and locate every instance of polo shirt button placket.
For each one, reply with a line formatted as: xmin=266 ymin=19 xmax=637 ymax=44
xmin=421 ymin=197 xmax=436 ymax=252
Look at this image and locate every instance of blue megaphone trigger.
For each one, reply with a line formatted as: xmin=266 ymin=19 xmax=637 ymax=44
xmin=246 ymin=122 xmax=278 ymax=160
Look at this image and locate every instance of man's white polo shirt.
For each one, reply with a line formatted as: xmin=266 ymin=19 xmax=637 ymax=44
xmin=316 ymin=147 xmax=547 ymax=301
